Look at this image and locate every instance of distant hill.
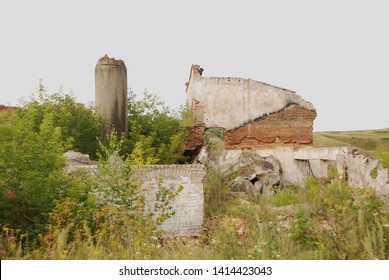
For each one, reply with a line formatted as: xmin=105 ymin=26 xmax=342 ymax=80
xmin=314 ymin=128 xmax=389 ymax=167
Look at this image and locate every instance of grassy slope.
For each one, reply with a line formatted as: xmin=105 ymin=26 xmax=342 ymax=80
xmin=314 ymin=128 xmax=389 ymax=167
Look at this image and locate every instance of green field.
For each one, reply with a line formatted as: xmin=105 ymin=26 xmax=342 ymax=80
xmin=314 ymin=128 xmax=389 ymax=167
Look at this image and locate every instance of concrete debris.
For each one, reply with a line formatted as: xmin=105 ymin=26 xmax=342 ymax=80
xmin=194 ymin=146 xmax=208 ymax=164
xmin=230 ymin=177 xmax=259 ymax=197
xmin=215 ymin=146 xmax=389 ymax=197
xmin=63 ymin=150 xmax=97 ymax=173
xmin=228 ymin=151 xmax=283 ymax=198
xmin=337 ymin=153 xmax=389 ymax=196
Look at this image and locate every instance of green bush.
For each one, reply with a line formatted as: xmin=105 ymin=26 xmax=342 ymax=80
xmin=21 ymin=83 xmax=105 ymax=159
xmin=203 ymin=167 xmax=236 ymax=219
xmin=122 ymin=90 xmax=187 ymax=164
xmin=0 ymin=107 xmax=69 ymax=235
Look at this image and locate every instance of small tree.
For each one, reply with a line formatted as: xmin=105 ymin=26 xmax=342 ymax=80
xmin=123 ymin=90 xmax=187 ymax=164
xmin=22 ymin=82 xmax=105 ymax=159
xmin=0 ymin=107 xmax=68 ymax=234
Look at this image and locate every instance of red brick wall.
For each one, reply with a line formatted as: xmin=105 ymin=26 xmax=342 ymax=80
xmin=184 ymin=125 xmax=205 ymax=150
xmin=225 ymin=105 xmax=316 ymax=149
xmin=0 ymin=105 xmax=16 ymax=112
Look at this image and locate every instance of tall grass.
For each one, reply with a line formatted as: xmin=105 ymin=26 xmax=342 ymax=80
xmin=1 ymin=170 xmax=388 ymax=260
xmin=314 ymin=128 xmax=389 ymax=167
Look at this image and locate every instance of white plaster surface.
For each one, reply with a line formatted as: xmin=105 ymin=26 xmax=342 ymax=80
xmin=337 ymin=154 xmax=389 ymax=195
xmin=186 ymin=67 xmax=315 ymax=130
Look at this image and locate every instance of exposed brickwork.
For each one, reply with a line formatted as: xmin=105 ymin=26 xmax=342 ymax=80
xmin=225 ymin=105 xmax=317 ymax=149
xmin=185 ymin=65 xmax=317 ymax=150
xmin=184 ymin=125 xmax=205 ymax=150
xmin=0 ymin=105 xmax=16 ymax=112
xmin=133 ymin=164 xmax=206 ymax=237
xmin=192 ymin=98 xmax=204 ymax=125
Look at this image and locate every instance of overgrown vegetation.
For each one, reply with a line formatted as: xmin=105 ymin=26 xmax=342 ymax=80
xmin=158 ymin=169 xmax=389 ymax=260
xmin=4 ymin=159 xmax=387 ymax=260
xmin=122 ymin=90 xmax=188 ymax=164
xmin=0 ymin=86 xmax=188 ymax=259
xmin=0 ymin=126 xmax=181 ymax=260
xmin=205 ymin=128 xmax=226 ymax=152
xmin=20 ymin=82 xmax=106 ymax=159
xmin=0 ymin=86 xmax=388 ymax=260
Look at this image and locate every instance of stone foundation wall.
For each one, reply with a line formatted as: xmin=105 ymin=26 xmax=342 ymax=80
xmin=225 ymin=105 xmax=317 ymax=149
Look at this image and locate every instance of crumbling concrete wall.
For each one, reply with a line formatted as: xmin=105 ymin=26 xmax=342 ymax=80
xmin=185 ymin=65 xmax=316 ymax=149
xmin=336 ymin=153 xmax=389 ymax=196
xmin=64 ymin=151 xmax=206 ymax=237
xmin=216 ymin=147 xmax=318 ymax=184
xmin=95 ymin=55 xmax=128 ymax=137
xmin=215 ymin=146 xmax=389 ymax=196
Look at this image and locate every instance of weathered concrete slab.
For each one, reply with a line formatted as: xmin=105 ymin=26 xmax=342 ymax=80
xmin=294 ymin=146 xmax=352 ymax=160
xmin=337 ymin=153 xmax=389 ymax=195
xmin=63 ymin=150 xmax=97 ymax=173
xmin=216 ymin=148 xmax=310 ymax=184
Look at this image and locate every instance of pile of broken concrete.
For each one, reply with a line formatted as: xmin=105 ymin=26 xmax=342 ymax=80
xmin=228 ymin=151 xmax=283 ymax=198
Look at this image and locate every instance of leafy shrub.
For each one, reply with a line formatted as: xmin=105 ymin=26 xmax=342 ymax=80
xmin=123 ymin=90 xmax=187 ymax=164
xmin=203 ymin=167 xmax=236 ymax=219
xmin=0 ymin=107 xmax=69 ymax=235
xmin=21 ymin=83 xmax=105 ymax=159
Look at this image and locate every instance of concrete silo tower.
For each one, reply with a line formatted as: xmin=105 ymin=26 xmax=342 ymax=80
xmin=95 ymin=55 xmax=128 ymax=137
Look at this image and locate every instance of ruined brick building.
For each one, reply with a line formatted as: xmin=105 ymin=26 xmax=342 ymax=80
xmin=0 ymin=105 xmax=16 ymax=112
xmin=185 ymin=65 xmax=317 ymax=150
xmin=0 ymin=105 xmax=8 ymax=112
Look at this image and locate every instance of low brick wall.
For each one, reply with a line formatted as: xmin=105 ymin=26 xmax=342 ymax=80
xmin=0 ymin=105 xmax=17 ymax=112
xmin=134 ymin=164 xmax=206 ymax=237
xmin=64 ymin=151 xmax=207 ymax=238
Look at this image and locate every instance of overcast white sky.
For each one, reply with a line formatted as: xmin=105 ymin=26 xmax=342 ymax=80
xmin=1 ymin=0 xmax=388 ymax=131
